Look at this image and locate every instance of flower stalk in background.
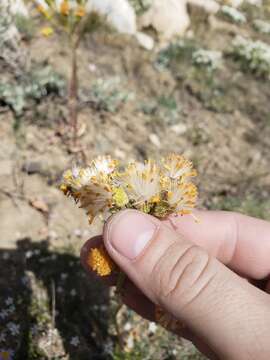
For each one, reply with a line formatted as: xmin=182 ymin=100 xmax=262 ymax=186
xmin=33 ymin=0 xmax=100 ymax=147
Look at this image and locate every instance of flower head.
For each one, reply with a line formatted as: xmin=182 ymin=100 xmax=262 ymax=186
xmin=164 ymin=180 xmax=197 ymax=215
xmin=34 ymin=0 xmax=87 ymax=35
xmin=120 ymin=160 xmax=161 ymax=208
xmin=161 ymin=154 xmax=197 ymax=181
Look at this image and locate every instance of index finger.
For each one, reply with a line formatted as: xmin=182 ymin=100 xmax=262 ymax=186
xmin=166 ymin=210 xmax=270 ymax=279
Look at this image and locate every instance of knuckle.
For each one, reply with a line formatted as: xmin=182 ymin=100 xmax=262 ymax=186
xmin=152 ymin=242 xmax=215 ymax=306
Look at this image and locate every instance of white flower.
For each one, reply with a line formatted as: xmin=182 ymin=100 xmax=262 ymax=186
xmin=161 ymin=154 xmax=197 ymax=181
xmin=70 ymin=289 xmax=77 ymax=296
xmin=61 ymin=273 xmax=68 ymax=280
xmin=221 ymin=5 xmax=246 ymax=24
xmin=148 ymin=322 xmax=157 ymax=333
xmin=232 ymin=36 xmax=270 ymax=76
xmin=7 ymin=305 xmax=15 ymax=314
xmin=121 ymin=160 xmax=160 ymax=205
xmin=70 ymin=336 xmax=80 ymax=347
xmin=21 ymin=275 xmax=30 ymax=287
xmin=7 ymin=322 xmax=20 ymax=336
xmin=0 ymin=310 xmax=8 ymax=320
xmin=165 ymin=180 xmax=197 ymax=215
xmin=192 ymin=49 xmax=222 ymax=71
xmin=253 ymin=19 xmax=270 ymax=34
xmin=30 ymin=324 xmax=39 ymax=336
xmin=57 ymin=286 xmax=64 ymax=293
xmin=5 ymin=297 xmax=13 ymax=306
xmin=90 ymin=156 xmax=118 ymax=176
xmin=0 ymin=331 xmax=6 ymax=342
xmin=123 ymin=322 xmax=132 ymax=331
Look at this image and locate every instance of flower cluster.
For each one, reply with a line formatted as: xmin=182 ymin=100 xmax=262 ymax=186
xmin=231 ymin=35 xmax=270 ymax=77
xmin=192 ymin=49 xmax=222 ymax=72
xmin=61 ymin=154 xmax=198 ymax=276
xmin=220 ymin=5 xmax=246 ymax=24
xmin=253 ymin=19 xmax=270 ymax=34
xmin=33 ymin=0 xmax=88 ymax=36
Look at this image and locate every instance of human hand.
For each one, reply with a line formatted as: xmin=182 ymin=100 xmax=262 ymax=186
xmin=81 ymin=210 xmax=270 ymax=359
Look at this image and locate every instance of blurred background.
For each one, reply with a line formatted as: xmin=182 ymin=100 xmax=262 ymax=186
xmin=0 ymin=0 xmax=270 ymax=358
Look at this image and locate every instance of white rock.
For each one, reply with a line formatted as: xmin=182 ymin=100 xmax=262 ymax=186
xmin=171 ymin=123 xmax=187 ymax=135
xmin=149 ymin=133 xmax=161 ymax=148
xmin=221 ymin=0 xmax=261 ymax=7
xmin=87 ymin=0 xmax=137 ymax=34
xmin=188 ymin=0 xmax=220 ymax=14
xmin=139 ymin=0 xmax=190 ymax=40
xmin=135 ymin=32 xmax=154 ymax=50
xmin=87 ymin=0 xmax=154 ymax=50
xmin=2 ymin=0 xmax=28 ymax=16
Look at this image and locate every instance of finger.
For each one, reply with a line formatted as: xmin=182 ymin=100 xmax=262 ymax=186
xmin=104 ymin=210 xmax=270 ymax=360
xmin=167 ymin=210 xmax=270 ymax=279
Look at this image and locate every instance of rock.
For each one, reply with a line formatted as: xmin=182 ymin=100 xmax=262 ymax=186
xmin=1 ymin=0 xmax=29 ymax=17
xmin=87 ymin=0 xmax=137 ymax=34
xmin=221 ymin=0 xmax=261 ymax=6
xmin=139 ymin=0 xmax=190 ymax=40
xmin=135 ymin=32 xmax=155 ymax=51
xmin=0 ymin=160 xmax=13 ymax=177
xmin=87 ymin=0 xmax=155 ymax=50
xmin=48 ymin=196 xmax=91 ymax=248
xmin=170 ymin=123 xmax=188 ymax=135
xmin=0 ymin=198 xmax=45 ymax=248
xmin=188 ymin=0 xmax=220 ymax=14
xmin=22 ymin=161 xmax=43 ymax=175
xmin=149 ymin=133 xmax=161 ymax=148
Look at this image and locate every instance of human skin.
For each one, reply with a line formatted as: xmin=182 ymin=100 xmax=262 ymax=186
xmin=81 ymin=210 xmax=270 ymax=359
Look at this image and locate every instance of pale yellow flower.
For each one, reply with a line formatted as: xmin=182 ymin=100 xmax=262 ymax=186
xmin=120 ymin=160 xmax=161 ymax=206
xmin=41 ymin=26 xmax=54 ymax=36
xmin=165 ymin=179 xmax=197 ymax=215
xmin=162 ymin=154 xmax=197 ymax=181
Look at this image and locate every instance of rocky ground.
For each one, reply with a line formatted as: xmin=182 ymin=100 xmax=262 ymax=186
xmin=0 ymin=1 xmax=270 ymax=359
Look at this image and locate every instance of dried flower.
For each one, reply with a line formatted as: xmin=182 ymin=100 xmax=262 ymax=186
xmin=61 ymin=154 xmax=198 ymax=276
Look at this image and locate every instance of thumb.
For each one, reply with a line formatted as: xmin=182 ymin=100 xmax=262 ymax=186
xmin=104 ymin=210 xmax=270 ymax=360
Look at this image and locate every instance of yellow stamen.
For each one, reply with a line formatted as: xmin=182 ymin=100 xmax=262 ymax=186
xmin=75 ymin=6 xmax=86 ymax=17
xmin=88 ymin=245 xmax=115 ymax=276
xmin=41 ymin=27 xmax=54 ymax=37
xmin=37 ymin=5 xmax=49 ymax=18
xmin=60 ymin=0 xmax=69 ymax=16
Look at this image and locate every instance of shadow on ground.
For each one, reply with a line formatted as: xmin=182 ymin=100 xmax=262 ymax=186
xmin=0 ymin=238 xmax=112 ymax=360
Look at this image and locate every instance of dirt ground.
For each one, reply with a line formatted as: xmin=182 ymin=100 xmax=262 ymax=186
xmin=1 ymin=2 xmax=270 ymax=359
